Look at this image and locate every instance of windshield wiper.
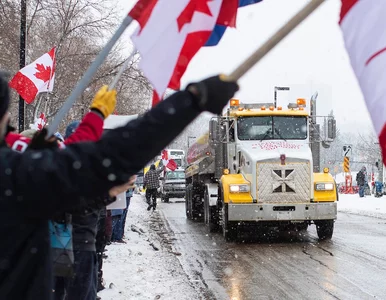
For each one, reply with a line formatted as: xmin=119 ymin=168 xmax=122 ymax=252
xmin=259 ymin=128 xmax=272 ymax=142
xmin=274 ymin=128 xmax=287 ymax=141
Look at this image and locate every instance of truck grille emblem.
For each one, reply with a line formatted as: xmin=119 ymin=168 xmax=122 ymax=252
xmin=272 ymin=169 xmax=295 ymax=193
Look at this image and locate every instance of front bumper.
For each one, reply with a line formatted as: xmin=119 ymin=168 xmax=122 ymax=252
xmin=163 ymin=190 xmax=186 ymax=197
xmin=228 ymin=202 xmax=337 ymax=221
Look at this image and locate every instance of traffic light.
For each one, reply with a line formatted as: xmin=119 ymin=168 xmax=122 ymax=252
xmin=328 ymin=119 xmax=336 ymax=139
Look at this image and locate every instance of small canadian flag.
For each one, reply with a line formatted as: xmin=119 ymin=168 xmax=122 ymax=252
xmin=161 ymin=150 xmax=178 ymax=171
xmin=9 ymin=47 xmax=56 ymax=104
xmin=30 ymin=113 xmax=47 ymax=131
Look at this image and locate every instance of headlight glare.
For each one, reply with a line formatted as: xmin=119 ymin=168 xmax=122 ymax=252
xmin=315 ymin=183 xmax=334 ymax=191
xmin=229 ymin=184 xmax=250 ymax=193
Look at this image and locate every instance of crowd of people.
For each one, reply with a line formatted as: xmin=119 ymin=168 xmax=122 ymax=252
xmin=0 ymin=70 xmax=239 ymax=300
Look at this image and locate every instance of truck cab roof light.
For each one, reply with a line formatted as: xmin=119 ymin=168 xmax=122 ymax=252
xmin=297 ymin=98 xmax=306 ymax=107
xmin=261 ymin=106 xmax=266 ymax=110
xmin=269 ymin=106 xmax=274 ymax=111
xmin=230 ymin=99 xmax=239 ymax=107
xmin=277 ymin=106 xmax=282 ymax=110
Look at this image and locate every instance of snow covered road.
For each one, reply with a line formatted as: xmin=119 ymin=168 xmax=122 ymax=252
xmin=99 ymin=194 xmax=386 ymax=299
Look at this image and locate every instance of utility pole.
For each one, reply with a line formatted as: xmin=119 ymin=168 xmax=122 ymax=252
xmin=19 ymin=0 xmax=27 ymax=132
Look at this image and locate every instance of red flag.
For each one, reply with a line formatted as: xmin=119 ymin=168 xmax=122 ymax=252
xmin=30 ymin=113 xmax=47 ymax=131
xmin=161 ymin=150 xmax=178 ymax=171
xmin=9 ymin=47 xmax=56 ymax=104
xmin=129 ymin=0 xmax=223 ymax=106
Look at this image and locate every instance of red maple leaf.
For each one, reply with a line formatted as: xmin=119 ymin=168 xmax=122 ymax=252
xmin=177 ymin=0 xmax=213 ymax=31
xmin=34 ymin=63 xmax=52 ymax=83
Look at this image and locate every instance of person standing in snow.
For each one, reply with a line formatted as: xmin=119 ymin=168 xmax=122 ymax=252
xmin=144 ymin=164 xmax=162 ymax=211
xmin=111 ymin=185 xmax=135 ymax=242
xmin=0 ymin=72 xmax=238 ymax=299
xmin=6 ymin=90 xmax=117 ymax=300
xmin=111 ymin=208 xmax=125 ymax=243
xmin=356 ymin=166 xmax=367 ymax=198
xmin=122 ymin=187 xmax=134 ymax=238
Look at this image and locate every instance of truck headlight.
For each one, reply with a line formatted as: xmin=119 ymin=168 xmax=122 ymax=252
xmin=229 ymin=184 xmax=250 ymax=193
xmin=315 ymin=183 xmax=334 ymax=191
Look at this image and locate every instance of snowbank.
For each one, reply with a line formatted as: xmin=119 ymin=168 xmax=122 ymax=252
xmin=338 ymin=194 xmax=386 ymax=219
xmin=98 ymin=195 xmax=197 ymax=300
xmin=335 ymin=172 xmax=358 ymax=184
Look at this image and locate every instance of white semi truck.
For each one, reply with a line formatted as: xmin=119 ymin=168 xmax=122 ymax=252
xmin=185 ymin=96 xmax=338 ymax=241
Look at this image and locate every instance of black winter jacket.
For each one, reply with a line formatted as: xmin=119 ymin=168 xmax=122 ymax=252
xmin=0 ymin=91 xmax=200 ymax=300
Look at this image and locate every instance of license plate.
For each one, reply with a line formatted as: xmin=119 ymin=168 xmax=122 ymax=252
xmin=277 ymin=212 xmax=291 ymax=220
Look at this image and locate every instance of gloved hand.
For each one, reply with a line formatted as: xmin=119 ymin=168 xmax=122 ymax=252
xmin=90 ymin=85 xmax=117 ymax=119
xmin=186 ymin=75 xmax=239 ymax=115
xmin=28 ymin=128 xmax=59 ymax=150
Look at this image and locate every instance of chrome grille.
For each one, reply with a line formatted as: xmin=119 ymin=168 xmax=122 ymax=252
xmin=257 ymin=162 xmax=311 ymax=203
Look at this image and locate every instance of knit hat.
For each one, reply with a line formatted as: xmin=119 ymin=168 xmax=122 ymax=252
xmin=20 ymin=129 xmax=37 ymax=138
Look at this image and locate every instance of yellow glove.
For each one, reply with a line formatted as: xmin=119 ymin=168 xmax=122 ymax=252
xmin=90 ymin=85 xmax=117 ymax=119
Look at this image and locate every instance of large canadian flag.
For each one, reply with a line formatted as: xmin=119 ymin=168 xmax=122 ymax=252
xmin=9 ymin=47 xmax=56 ymax=104
xmin=129 ymin=0 xmax=223 ymax=106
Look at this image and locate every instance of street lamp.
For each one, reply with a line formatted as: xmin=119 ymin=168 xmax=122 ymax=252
xmin=19 ymin=0 xmax=27 ymax=132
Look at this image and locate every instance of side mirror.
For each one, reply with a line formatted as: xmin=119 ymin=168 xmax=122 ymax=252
xmin=327 ymin=118 xmax=336 ymax=140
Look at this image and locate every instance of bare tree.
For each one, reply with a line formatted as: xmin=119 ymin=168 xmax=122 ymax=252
xmin=0 ymin=0 xmax=151 ymax=132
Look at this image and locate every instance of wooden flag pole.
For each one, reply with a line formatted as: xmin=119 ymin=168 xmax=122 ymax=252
xmin=225 ymin=0 xmax=325 ymax=82
xmin=46 ymin=15 xmax=133 ymax=138
xmin=109 ymin=49 xmax=137 ymax=90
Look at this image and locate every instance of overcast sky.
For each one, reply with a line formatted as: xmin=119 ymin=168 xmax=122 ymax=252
xmin=117 ymin=0 xmax=374 ymax=135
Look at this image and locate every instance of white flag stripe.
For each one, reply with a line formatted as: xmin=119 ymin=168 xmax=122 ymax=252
xmin=19 ymin=53 xmax=54 ymax=90
xmin=340 ymin=0 xmax=386 ymax=135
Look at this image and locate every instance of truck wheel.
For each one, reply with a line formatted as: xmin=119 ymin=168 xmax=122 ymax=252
xmin=204 ymin=187 xmax=219 ymax=232
xmin=222 ymin=204 xmax=237 ymax=241
xmin=315 ymin=220 xmax=334 ymax=240
xmin=296 ymin=222 xmax=308 ymax=231
xmin=164 ymin=196 xmax=169 ymax=203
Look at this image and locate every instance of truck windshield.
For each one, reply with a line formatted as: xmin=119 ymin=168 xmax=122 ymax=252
xmin=166 ymin=171 xmax=185 ymax=179
xmin=237 ymin=116 xmax=307 ymax=140
xmin=174 ymin=159 xmax=182 ymax=167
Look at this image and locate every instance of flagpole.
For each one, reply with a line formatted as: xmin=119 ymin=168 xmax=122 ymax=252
xmin=18 ymin=0 xmax=27 ymax=133
xmin=46 ymin=15 xmax=133 ymax=138
xmin=225 ymin=0 xmax=325 ymax=82
xmin=109 ymin=50 xmax=136 ymax=90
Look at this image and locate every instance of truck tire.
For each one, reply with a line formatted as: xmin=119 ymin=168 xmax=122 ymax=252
xmin=315 ymin=220 xmax=334 ymax=240
xmin=222 ymin=204 xmax=237 ymax=241
xmin=164 ymin=196 xmax=169 ymax=203
xmin=204 ymin=187 xmax=219 ymax=232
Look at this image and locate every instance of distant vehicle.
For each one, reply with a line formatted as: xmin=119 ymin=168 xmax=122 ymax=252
xmin=160 ymin=169 xmax=186 ymax=203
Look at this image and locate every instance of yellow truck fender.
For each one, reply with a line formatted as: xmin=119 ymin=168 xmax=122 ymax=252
xmin=220 ymin=174 xmax=253 ymax=204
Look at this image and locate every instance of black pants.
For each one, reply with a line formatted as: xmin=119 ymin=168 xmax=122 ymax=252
xmin=95 ymin=211 xmax=106 ymax=291
xmin=53 ymin=251 xmax=97 ymax=300
xmin=66 ymin=250 xmax=97 ymax=300
xmin=146 ymin=188 xmax=157 ymax=209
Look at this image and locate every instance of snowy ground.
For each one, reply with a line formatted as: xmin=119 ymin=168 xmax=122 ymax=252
xmin=98 ymin=195 xmax=198 ymax=300
xmin=338 ymin=193 xmax=386 ymax=219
